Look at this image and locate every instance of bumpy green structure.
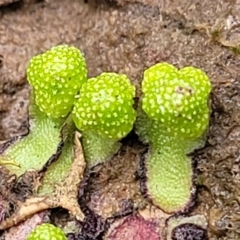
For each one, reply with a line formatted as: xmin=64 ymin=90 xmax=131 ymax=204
xmin=136 ymin=62 xmax=211 ymax=213
xmin=72 ymin=72 xmax=136 ymax=167
xmin=27 ymin=44 xmax=87 ymax=118
xmin=26 ymin=223 xmax=67 ymax=240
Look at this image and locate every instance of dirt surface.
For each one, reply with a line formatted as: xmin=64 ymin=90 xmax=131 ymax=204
xmin=1 ymin=0 xmax=240 ymax=239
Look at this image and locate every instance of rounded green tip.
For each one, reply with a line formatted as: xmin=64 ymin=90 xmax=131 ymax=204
xmin=142 ymin=62 xmax=211 ymax=139
xmin=27 ymin=44 xmax=87 ymax=118
xmin=26 ymin=223 xmax=67 ymax=240
xmin=72 ymin=72 xmax=136 ymax=139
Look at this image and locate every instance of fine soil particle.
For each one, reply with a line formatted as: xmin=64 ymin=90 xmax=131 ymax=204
xmin=1 ymin=0 xmax=240 ymax=239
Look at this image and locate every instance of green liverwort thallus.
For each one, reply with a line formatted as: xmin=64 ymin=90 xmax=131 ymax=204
xmin=136 ymin=62 xmax=211 ymax=213
xmin=72 ymin=72 xmax=136 ymax=167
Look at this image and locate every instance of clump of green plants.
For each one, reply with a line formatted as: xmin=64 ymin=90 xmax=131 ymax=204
xmin=0 ymin=45 xmax=212 ymax=239
xmin=135 ymin=62 xmax=211 ymax=213
xmin=26 ymin=45 xmax=136 ymax=168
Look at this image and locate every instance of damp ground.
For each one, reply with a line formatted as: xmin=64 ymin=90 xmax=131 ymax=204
xmin=1 ymin=0 xmax=240 ymax=239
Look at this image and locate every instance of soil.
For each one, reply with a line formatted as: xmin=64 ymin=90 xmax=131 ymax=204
xmin=1 ymin=0 xmax=240 ymax=239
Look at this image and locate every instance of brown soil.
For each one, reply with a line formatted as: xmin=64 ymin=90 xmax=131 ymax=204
xmin=1 ymin=0 xmax=240 ymax=239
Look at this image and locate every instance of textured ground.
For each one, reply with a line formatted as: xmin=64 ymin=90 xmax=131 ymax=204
xmin=1 ymin=0 xmax=240 ymax=239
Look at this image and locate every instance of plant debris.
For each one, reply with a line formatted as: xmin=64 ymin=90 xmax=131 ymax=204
xmin=0 ymin=132 xmax=86 ymax=230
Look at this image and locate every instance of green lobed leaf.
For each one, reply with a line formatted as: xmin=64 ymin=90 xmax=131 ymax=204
xmin=145 ymin=142 xmax=193 ymax=213
xmin=0 ymin=101 xmax=64 ymax=177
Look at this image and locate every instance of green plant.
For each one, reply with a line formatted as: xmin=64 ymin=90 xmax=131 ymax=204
xmin=0 ymin=42 xmax=211 ymax=237
xmin=136 ymin=62 xmax=211 ymax=213
xmin=26 ymin=223 xmax=67 ymax=240
xmin=72 ymin=72 xmax=136 ymax=167
xmin=0 ymin=46 xmax=89 ymax=233
xmin=0 ymin=101 xmax=64 ymax=177
xmin=0 ymin=44 xmax=88 ymax=177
